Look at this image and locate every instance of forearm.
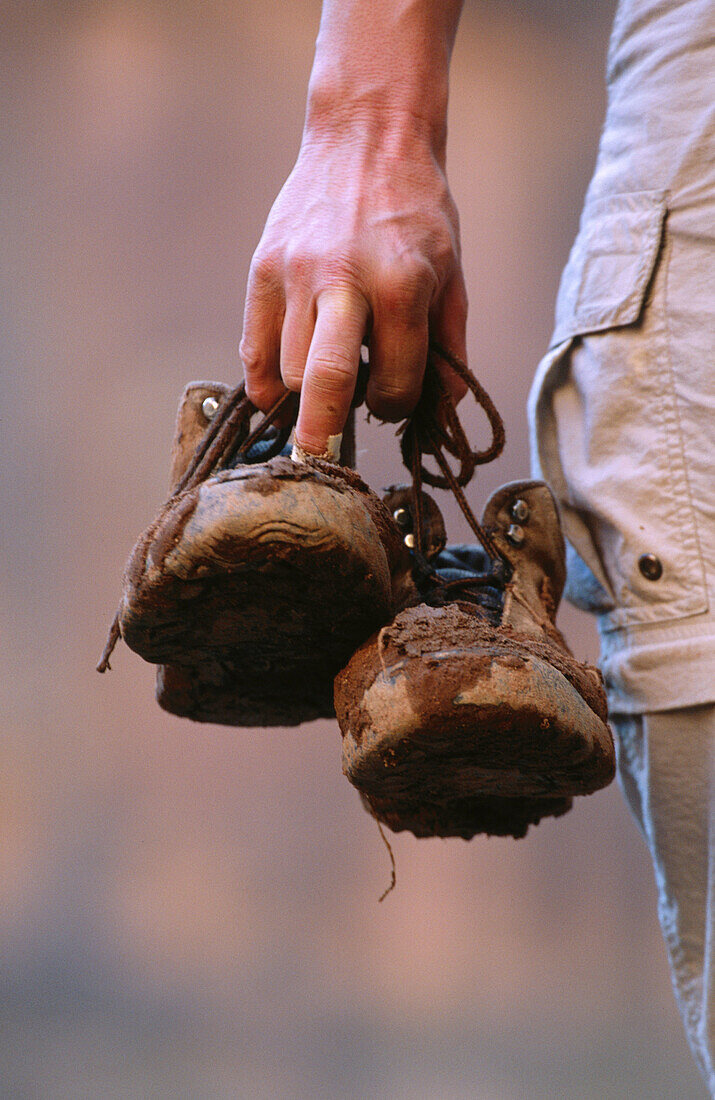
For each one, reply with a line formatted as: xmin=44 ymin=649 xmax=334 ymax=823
xmin=305 ymin=0 xmax=464 ymax=161
xmin=241 ymin=0 xmax=468 ymax=454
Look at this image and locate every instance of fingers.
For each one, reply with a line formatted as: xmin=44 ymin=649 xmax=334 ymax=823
xmin=365 ymin=262 xmax=433 ymax=421
xmin=429 ymin=269 xmax=469 ymax=406
xmin=365 ymin=266 xmax=468 ymax=420
xmin=294 ymin=285 xmax=370 ymax=456
xmin=242 ymin=251 xmax=369 ymax=454
xmin=280 ymin=291 xmax=316 ymax=393
xmin=240 ymin=255 xmax=287 ymax=411
xmin=242 ymin=247 xmax=468 ymax=454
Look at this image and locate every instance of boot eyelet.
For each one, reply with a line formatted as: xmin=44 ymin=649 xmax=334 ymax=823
xmin=506 ymin=524 xmax=525 ymax=546
xmin=201 ymin=396 xmax=220 ymax=421
xmin=393 ymin=507 xmax=412 ymax=530
xmin=510 ymin=499 xmax=529 ymax=523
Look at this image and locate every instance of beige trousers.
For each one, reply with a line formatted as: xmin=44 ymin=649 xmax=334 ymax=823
xmin=615 ymin=707 xmax=715 ymax=1094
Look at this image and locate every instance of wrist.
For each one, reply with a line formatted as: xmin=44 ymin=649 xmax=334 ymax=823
xmin=305 ymin=66 xmax=448 ymax=161
xmin=303 ymin=0 xmax=460 ymax=160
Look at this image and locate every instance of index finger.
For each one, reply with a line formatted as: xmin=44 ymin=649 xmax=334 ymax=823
xmin=294 ymin=285 xmax=370 ymax=458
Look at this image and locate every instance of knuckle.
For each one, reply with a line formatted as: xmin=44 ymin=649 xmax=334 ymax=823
xmin=368 ymin=380 xmax=420 ymax=420
xmin=424 ymin=227 xmax=460 ymax=285
xmin=378 ymin=260 xmax=435 ymax=324
xmin=285 ymin=244 xmax=366 ymax=293
xmin=248 ymin=247 xmax=282 ymax=289
xmin=284 ymin=244 xmax=316 ymax=284
xmin=280 ymin=363 xmax=304 ymax=393
xmin=238 ymin=338 xmax=266 ymax=377
xmin=307 ymin=351 xmax=357 ymax=394
xmin=321 ymin=254 xmax=366 ymax=289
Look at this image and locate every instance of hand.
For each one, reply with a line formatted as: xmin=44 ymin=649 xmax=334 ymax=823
xmin=240 ymin=115 xmax=468 ymax=456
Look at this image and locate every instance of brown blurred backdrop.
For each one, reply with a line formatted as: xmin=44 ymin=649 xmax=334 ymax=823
xmin=0 ymin=2 xmax=708 ymax=1097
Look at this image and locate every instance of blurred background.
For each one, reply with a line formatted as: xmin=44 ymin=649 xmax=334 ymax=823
xmin=0 ymin=1 xmax=708 ymax=1097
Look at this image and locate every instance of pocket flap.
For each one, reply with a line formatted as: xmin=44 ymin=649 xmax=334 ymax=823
xmin=551 ymin=190 xmax=667 ymax=348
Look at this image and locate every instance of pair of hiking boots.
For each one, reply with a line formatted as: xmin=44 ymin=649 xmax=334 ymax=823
xmin=100 ymin=352 xmax=615 ymax=841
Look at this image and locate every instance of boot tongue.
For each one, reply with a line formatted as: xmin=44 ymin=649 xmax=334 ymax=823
xmin=420 ymin=555 xmax=504 ymax=623
xmin=430 ymin=543 xmax=504 ymax=623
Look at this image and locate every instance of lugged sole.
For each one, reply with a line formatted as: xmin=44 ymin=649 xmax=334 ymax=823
xmin=360 ymin=789 xmax=573 ymax=840
xmin=120 ymin=466 xmax=398 ymax=726
xmin=341 ymin=647 xmax=615 ymax=802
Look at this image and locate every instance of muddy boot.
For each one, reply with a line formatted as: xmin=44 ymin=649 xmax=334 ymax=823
xmin=103 ymin=381 xmax=415 ymax=726
xmin=335 ymin=480 xmax=615 ymax=838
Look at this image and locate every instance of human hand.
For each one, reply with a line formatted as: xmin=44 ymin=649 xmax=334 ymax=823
xmin=240 ymin=114 xmax=468 ymax=457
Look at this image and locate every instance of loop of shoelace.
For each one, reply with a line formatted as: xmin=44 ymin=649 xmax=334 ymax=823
xmin=99 ymin=344 xmax=506 ymax=670
xmin=206 ymin=344 xmax=512 ymax=589
xmin=399 ymin=341 xmax=508 ymax=573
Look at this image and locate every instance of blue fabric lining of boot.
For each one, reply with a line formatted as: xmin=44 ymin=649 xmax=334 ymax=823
xmin=416 ymin=544 xmax=504 ymax=620
xmin=239 ymin=434 xmax=293 ymax=464
xmin=433 ymin=544 xmax=490 ymax=579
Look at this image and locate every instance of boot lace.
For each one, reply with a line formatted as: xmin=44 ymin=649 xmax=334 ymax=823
xmin=397 ymin=341 xmax=511 ymax=609
xmin=98 ymin=344 xmax=508 ymax=669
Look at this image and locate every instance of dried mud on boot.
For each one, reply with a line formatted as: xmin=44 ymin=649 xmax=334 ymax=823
xmin=100 ymin=381 xmax=415 ymax=726
xmin=334 ymin=350 xmax=615 ymax=839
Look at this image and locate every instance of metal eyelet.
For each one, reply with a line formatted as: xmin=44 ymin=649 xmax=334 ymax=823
xmin=506 ymin=524 xmax=525 ymax=547
xmin=201 ymin=396 xmax=220 ymax=421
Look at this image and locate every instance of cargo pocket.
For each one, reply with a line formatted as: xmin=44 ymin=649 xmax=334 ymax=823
xmin=529 ymin=189 xmax=708 ymax=629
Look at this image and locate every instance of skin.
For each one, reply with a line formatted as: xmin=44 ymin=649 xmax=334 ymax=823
xmin=240 ymin=0 xmax=467 ymax=455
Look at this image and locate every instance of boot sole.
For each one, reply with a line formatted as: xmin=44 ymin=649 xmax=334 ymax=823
xmin=339 ymin=643 xmax=615 ymax=801
xmin=360 ymin=789 xmax=573 ymax=840
xmin=120 ymin=467 xmax=397 ymax=725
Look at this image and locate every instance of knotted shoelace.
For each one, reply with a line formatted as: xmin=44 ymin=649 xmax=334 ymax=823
xmin=98 ymin=343 xmax=508 ymax=671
